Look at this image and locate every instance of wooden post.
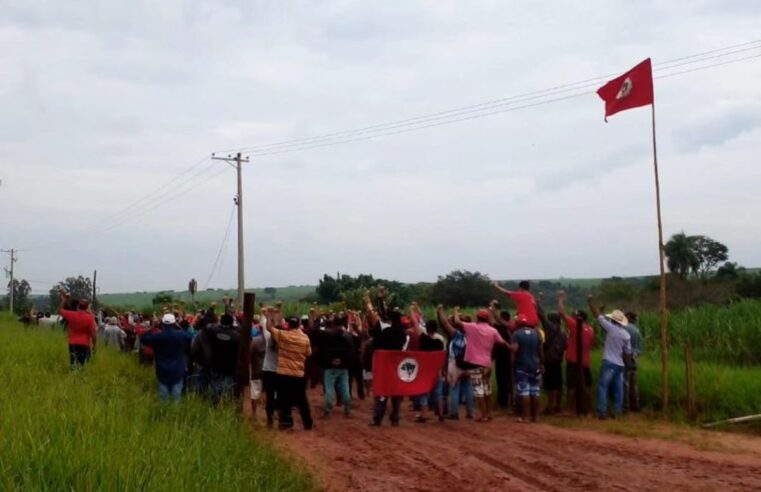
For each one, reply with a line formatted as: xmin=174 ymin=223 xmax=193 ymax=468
xmin=575 ymin=314 xmax=586 ymax=415
xmin=685 ymin=343 xmax=696 ymax=422
xmin=651 ymin=102 xmax=670 ymax=412
xmin=234 ymin=292 xmax=256 ymax=399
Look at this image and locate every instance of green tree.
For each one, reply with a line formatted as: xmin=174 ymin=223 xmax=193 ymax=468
xmin=691 ymin=235 xmax=729 ymax=278
xmin=49 ymin=276 xmax=93 ymax=310
xmin=263 ymin=287 xmax=278 ymax=300
xmin=664 ymin=233 xmax=699 ymax=279
xmin=430 ymin=270 xmax=493 ymax=307
xmin=5 ymin=278 xmax=31 ymax=314
xmin=152 ymin=292 xmax=175 ymax=306
xmin=716 ymin=261 xmax=745 ymax=280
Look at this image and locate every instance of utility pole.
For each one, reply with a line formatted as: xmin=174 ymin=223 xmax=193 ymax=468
xmin=2 ymin=249 xmax=17 ymax=314
xmin=211 ymin=152 xmax=250 ymax=309
xmin=92 ymin=269 xmax=97 ymax=310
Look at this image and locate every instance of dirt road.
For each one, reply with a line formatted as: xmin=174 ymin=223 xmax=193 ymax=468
xmin=264 ymin=390 xmax=761 ymax=492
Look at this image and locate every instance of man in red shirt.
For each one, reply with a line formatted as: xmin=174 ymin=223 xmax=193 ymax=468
xmin=557 ymin=291 xmax=594 ymax=415
xmin=494 ymin=281 xmax=539 ymax=327
xmin=58 ymin=291 xmax=97 ymax=368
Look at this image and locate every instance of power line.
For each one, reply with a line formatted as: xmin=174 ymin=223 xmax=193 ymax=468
xmin=20 ymin=159 xmax=225 ymax=252
xmin=204 ymin=203 xmax=237 ymax=288
xmin=229 ymin=51 xmax=761 ymax=159
xmin=215 ymin=40 xmax=761 ymax=157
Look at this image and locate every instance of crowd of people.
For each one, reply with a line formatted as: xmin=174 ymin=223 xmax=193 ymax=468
xmin=50 ymin=281 xmax=644 ymax=428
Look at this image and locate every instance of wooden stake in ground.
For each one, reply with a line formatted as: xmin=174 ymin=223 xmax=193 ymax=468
xmin=651 ymin=103 xmax=670 ymax=412
xmin=235 ymin=292 xmax=256 ymax=398
xmin=685 ymin=343 xmax=696 ymax=422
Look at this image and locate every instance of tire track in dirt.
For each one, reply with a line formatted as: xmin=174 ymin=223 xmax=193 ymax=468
xmin=260 ymin=390 xmax=761 ymax=492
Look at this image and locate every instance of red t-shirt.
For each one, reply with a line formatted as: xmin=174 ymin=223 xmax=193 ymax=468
xmin=506 ymin=290 xmax=539 ymax=327
xmin=59 ymin=309 xmax=97 ymax=347
xmin=563 ymin=315 xmax=594 ymax=367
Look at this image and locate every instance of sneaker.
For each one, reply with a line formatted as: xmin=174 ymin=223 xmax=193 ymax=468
xmin=391 ymin=420 xmax=400 ymax=427
xmin=368 ymin=421 xmax=382 ymax=427
xmin=414 ymin=415 xmax=427 ymax=423
xmin=320 ymin=411 xmax=331 ymax=420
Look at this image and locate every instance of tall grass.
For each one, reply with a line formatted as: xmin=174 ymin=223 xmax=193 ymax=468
xmin=638 ymin=299 xmax=761 ymax=365
xmin=0 ymin=314 xmax=312 ymax=492
xmin=587 ymin=350 xmax=761 ymax=423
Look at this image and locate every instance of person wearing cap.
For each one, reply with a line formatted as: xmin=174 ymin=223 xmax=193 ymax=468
xmin=57 ymin=291 xmax=98 ymax=368
xmin=103 ymin=316 xmax=127 ymax=350
xmin=140 ymin=314 xmax=194 ymax=402
xmin=587 ymin=296 xmax=632 ymax=420
xmin=264 ymin=308 xmax=313 ymax=431
xmin=438 ymin=305 xmax=508 ymax=423
xmin=506 ymin=314 xmax=544 ymax=423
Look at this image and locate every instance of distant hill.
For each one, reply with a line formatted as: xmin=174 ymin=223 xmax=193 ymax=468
xmin=97 ymin=285 xmax=316 ymax=308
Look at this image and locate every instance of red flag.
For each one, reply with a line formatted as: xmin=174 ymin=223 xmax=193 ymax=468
xmin=372 ymin=350 xmax=446 ymax=397
xmin=597 ymin=58 xmax=654 ymax=121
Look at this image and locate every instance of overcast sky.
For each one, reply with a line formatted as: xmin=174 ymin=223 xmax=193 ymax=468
xmin=1 ymin=1 xmax=760 ymax=294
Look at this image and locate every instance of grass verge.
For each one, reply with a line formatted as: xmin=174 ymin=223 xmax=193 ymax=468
xmin=0 ymin=314 xmax=313 ymax=492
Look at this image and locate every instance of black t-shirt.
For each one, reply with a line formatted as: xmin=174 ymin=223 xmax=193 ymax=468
xmin=419 ymin=333 xmax=445 ymax=352
xmin=373 ymin=322 xmax=407 ymax=351
xmin=205 ymin=324 xmax=240 ymax=376
xmin=322 ymin=329 xmax=354 ymax=370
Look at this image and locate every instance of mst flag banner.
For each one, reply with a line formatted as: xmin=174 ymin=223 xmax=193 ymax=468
xmin=597 ymin=58 xmax=654 ymax=120
xmin=372 ymin=350 xmax=446 ymax=397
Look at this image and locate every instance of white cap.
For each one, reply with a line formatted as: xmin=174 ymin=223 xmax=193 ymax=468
xmin=162 ymin=313 xmax=177 ymax=325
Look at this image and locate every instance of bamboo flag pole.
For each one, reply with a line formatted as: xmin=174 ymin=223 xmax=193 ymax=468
xmin=651 ymin=101 xmax=670 ymax=411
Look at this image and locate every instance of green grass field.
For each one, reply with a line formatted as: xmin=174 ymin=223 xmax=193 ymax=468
xmin=0 ymin=314 xmax=313 ymax=492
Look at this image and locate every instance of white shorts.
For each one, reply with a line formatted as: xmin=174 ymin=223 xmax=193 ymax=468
xmin=363 ymin=370 xmax=373 ymax=381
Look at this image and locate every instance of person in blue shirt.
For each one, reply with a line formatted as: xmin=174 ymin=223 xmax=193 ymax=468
xmin=587 ymin=296 xmax=632 ymax=420
xmin=140 ymin=313 xmax=194 ymax=402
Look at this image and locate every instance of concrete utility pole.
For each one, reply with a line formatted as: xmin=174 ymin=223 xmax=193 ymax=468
xmin=211 ymin=152 xmax=250 ymax=309
xmin=2 ymin=249 xmax=17 ymax=313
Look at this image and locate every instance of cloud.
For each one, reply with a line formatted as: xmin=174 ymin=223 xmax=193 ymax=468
xmin=1 ymin=0 xmax=760 ymax=293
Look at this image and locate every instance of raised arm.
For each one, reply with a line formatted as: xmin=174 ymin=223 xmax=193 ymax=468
xmin=493 ymin=281 xmax=512 ymax=296
xmin=557 ymin=291 xmax=568 ymax=318
xmin=587 ymin=295 xmax=602 ymax=319
xmin=436 ymin=305 xmax=456 ymax=338
xmin=363 ymin=290 xmax=380 ymax=327
xmin=452 ymin=306 xmax=463 ymax=326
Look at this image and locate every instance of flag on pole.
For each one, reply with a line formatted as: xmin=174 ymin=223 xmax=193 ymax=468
xmin=597 ymin=58 xmax=654 ymax=121
xmin=372 ymin=350 xmax=446 ymax=397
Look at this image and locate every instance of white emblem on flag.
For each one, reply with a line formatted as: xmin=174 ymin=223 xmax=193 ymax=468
xmin=397 ymin=357 xmax=419 ymax=383
xmin=616 ymin=77 xmax=633 ymax=100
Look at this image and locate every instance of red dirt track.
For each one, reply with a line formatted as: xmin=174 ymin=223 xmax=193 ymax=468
xmin=261 ymin=390 xmax=761 ymax=491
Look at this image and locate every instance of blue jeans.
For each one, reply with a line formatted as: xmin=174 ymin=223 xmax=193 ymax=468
xmin=159 ymin=380 xmax=183 ymax=402
xmin=597 ymin=360 xmax=624 ymax=417
xmin=449 ymin=376 xmax=475 ymax=418
xmin=210 ymin=374 xmax=235 ymax=404
xmin=324 ymin=368 xmax=351 ymax=415
xmin=418 ymin=377 xmax=444 ymax=415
